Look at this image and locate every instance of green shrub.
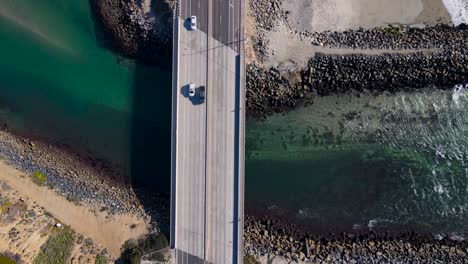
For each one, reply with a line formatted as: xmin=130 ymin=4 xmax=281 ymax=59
xmin=66 ymin=194 xmax=80 ymax=203
xmin=383 ymin=25 xmax=402 ymax=35
xmin=0 ymin=252 xmax=22 ymax=264
xmin=0 ymin=199 xmax=11 ymax=214
xmin=33 ymin=227 xmax=74 ymax=264
xmin=244 ymin=254 xmax=261 ymax=264
xmin=94 ymin=254 xmax=107 ymax=264
xmin=120 ymin=233 xmax=168 ymax=264
xmin=121 ymin=240 xmax=142 ymax=264
xmin=146 ymin=252 xmax=165 ymax=261
xmin=0 ymin=255 xmax=17 ymax=264
xmin=33 ymin=171 xmax=47 ymax=186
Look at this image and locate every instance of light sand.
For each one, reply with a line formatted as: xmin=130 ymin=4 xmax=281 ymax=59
xmin=0 ymin=184 xmax=106 ymax=263
xmin=0 ymin=195 xmax=50 ymax=263
xmin=246 ymin=0 xmax=451 ymax=67
xmin=282 ymin=0 xmax=451 ymax=32
xmin=0 ymin=160 xmax=148 ymax=258
xmin=141 ymin=0 xmax=152 ymax=15
xmin=245 ymin=0 xmax=259 ymax=64
xmin=266 ymin=22 xmax=438 ymax=68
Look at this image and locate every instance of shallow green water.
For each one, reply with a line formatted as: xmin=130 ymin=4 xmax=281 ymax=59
xmin=0 ymin=0 xmax=172 ymax=189
xmin=246 ymin=89 xmax=468 ymax=234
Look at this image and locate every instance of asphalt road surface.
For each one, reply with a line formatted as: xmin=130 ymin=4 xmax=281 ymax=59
xmin=171 ymin=0 xmax=245 ymax=263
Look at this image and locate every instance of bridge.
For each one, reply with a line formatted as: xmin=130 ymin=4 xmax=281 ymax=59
xmin=170 ymin=0 xmax=245 ymax=263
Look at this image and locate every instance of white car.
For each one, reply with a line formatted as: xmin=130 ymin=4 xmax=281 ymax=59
xmin=190 ymin=16 xmax=197 ymax=30
xmin=189 ymin=83 xmax=196 ymax=97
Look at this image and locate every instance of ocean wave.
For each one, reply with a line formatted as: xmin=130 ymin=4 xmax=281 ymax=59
xmin=442 ymin=0 xmax=468 ymax=25
xmin=367 ymin=218 xmax=396 ymax=230
xmin=451 ymin=83 xmax=468 ymax=108
xmin=434 ymin=233 xmax=466 ymax=241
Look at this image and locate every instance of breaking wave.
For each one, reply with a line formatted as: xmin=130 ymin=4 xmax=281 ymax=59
xmin=442 ymin=0 xmax=468 ymax=25
xmin=247 ymin=84 xmax=468 ymax=233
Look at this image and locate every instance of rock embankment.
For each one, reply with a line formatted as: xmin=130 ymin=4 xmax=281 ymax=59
xmin=248 ymin=0 xmax=286 ymax=63
xmin=0 ymin=128 xmax=169 ymax=233
xmin=307 ymin=24 xmax=468 ymax=50
xmin=307 ymin=48 xmax=468 ymax=95
xmin=246 ymin=65 xmax=310 ymax=118
xmin=244 ymin=216 xmax=468 ymax=263
xmin=90 ymin=0 xmax=173 ymax=64
xmin=246 ymin=24 xmax=468 ymax=118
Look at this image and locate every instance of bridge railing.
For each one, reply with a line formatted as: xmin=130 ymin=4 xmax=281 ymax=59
xmin=173 ymin=0 xmax=180 ymax=18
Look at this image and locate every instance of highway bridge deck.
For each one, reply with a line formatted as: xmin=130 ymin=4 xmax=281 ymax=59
xmin=171 ymin=0 xmax=245 ymax=263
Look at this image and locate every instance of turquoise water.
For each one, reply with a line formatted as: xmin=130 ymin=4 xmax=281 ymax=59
xmin=0 ymin=0 xmax=172 ymax=189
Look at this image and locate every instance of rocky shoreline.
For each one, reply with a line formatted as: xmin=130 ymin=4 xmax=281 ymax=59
xmin=244 ymin=216 xmax=468 ymax=263
xmin=246 ymin=24 xmax=468 ymax=118
xmin=89 ymin=0 xmax=174 ymax=65
xmin=0 ymin=127 xmax=170 ymax=234
xmin=243 ymin=0 xmax=468 ymax=118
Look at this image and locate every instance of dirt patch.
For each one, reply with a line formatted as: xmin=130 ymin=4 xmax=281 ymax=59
xmin=0 ymin=161 xmax=148 ymax=258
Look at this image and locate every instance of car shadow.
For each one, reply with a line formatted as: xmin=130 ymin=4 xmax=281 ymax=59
xmin=183 ymin=18 xmax=195 ymax=31
xmin=180 ymin=84 xmax=205 ymax=105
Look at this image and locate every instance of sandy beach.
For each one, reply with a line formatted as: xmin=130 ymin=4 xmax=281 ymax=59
xmin=282 ymin=0 xmax=451 ymax=33
xmin=0 ymin=160 xmax=148 ymax=258
xmin=0 ymin=125 xmax=162 ymax=262
xmin=254 ymin=0 xmax=454 ymax=67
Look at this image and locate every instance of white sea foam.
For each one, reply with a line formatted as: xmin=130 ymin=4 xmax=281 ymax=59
xmin=449 ymin=233 xmax=466 ymax=241
xmin=433 ymin=183 xmax=445 ymax=194
xmin=367 ymin=218 xmax=394 ymax=230
xmin=442 ymin=0 xmax=468 ymax=25
xmin=451 ymin=83 xmax=468 ymax=107
xmin=352 ymin=224 xmax=365 ymax=230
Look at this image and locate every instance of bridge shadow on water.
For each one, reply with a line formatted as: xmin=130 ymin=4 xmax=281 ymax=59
xmin=130 ymin=57 xmax=172 ymax=236
xmin=89 ymin=0 xmax=174 ymax=238
xmin=130 ymin=5 xmax=174 ymax=240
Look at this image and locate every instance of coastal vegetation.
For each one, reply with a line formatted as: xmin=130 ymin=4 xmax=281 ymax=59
xmin=33 ymin=226 xmax=74 ymax=264
xmin=94 ymin=254 xmax=107 ymax=264
xmin=382 ymin=24 xmax=403 ymax=35
xmin=120 ymin=233 xmax=168 ymax=264
xmin=0 ymin=256 xmax=16 ymax=264
xmin=244 ymin=254 xmax=261 ymax=264
xmin=0 ymin=199 xmax=11 ymax=214
xmin=32 ymin=171 xmax=47 ymax=186
xmin=66 ymin=194 xmax=81 ymax=204
xmin=0 ymin=252 xmax=22 ymax=264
